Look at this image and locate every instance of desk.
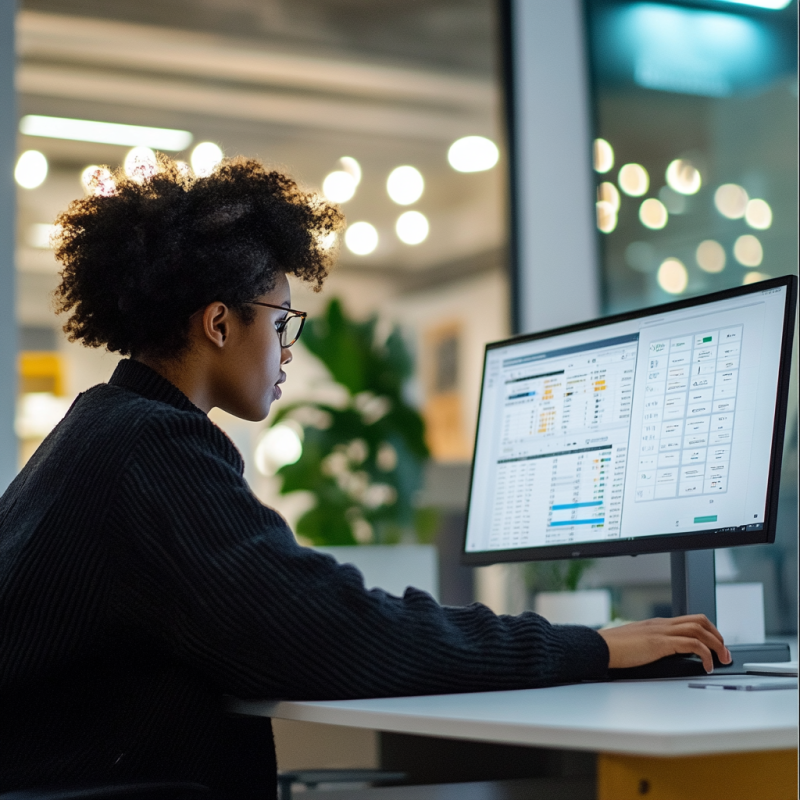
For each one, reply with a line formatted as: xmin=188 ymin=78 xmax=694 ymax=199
xmin=232 ymin=677 xmax=798 ymax=799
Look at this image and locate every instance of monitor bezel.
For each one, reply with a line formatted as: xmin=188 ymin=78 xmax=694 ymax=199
xmin=461 ymin=275 xmax=798 ymax=566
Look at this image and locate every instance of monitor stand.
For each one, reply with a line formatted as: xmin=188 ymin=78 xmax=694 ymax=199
xmin=610 ymin=550 xmax=790 ymax=679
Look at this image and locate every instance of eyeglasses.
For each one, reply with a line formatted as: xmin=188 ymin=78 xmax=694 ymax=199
xmin=246 ymin=302 xmax=307 ymax=347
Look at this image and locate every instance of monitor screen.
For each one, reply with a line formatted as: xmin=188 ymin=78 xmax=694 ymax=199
xmin=463 ymin=277 xmax=796 ymax=564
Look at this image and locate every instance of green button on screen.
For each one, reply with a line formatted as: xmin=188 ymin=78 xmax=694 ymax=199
xmin=702 ymin=336 xmax=712 ymax=343
xmin=694 ymin=515 xmax=718 ymax=524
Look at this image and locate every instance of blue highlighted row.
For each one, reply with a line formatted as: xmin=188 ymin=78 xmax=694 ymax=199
xmin=549 ymin=518 xmax=605 ymax=527
xmin=508 ymin=391 xmax=537 ymax=400
xmin=551 ymin=501 xmax=603 ymax=510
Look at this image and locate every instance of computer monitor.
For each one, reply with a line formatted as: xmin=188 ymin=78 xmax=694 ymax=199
xmin=463 ymin=276 xmax=797 ymax=567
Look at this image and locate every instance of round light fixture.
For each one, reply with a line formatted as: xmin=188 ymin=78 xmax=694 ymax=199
xmin=387 ymin=166 xmax=423 ymax=205
xmin=322 ymin=170 xmax=357 ymax=203
xmin=695 ymin=240 xmax=726 ymax=274
xmin=657 ymin=258 xmax=688 ymax=294
xmin=597 ymin=182 xmax=620 ymax=212
xmin=81 ymin=165 xmax=115 ymax=196
xmin=714 ymin=184 xmax=748 ymax=219
xmin=124 ymin=147 xmax=158 ymax=182
xmin=639 ymin=198 xmax=668 ymax=230
xmin=665 ymin=159 xmax=702 ymax=195
xmin=191 ymin=142 xmax=223 ymax=177
xmin=593 ymin=139 xmax=614 ymax=173
xmin=339 ymin=156 xmax=362 ymax=185
xmin=345 ymin=221 xmax=379 ymax=255
xmin=596 ymin=201 xmax=617 ymax=234
xmin=744 ymin=199 xmax=772 ymax=230
xmin=733 ymin=234 xmax=763 ymax=267
xmin=396 ymin=211 xmax=429 ymax=245
xmin=15 ymin=150 xmax=48 ymax=189
xmin=618 ymin=163 xmax=649 ymax=197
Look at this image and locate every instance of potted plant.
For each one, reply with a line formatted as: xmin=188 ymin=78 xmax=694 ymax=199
xmin=266 ymin=298 xmax=439 ymax=597
xmin=525 ymin=559 xmax=611 ymax=628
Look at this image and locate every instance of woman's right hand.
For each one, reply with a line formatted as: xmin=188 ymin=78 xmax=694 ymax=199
xmin=598 ymin=615 xmax=731 ymax=673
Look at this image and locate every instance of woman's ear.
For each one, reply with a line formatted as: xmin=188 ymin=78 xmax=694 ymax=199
xmin=201 ymin=302 xmax=230 ymax=348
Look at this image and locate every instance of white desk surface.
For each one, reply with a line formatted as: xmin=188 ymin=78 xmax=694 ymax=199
xmin=230 ymin=676 xmax=798 ymax=757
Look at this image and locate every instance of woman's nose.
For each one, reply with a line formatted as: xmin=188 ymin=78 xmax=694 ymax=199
xmin=281 ymin=346 xmax=293 ymax=366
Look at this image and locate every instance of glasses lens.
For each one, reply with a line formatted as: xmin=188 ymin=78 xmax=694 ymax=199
xmin=281 ymin=314 xmax=304 ymax=346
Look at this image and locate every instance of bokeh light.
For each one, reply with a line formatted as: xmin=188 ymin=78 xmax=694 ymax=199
xmin=659 ymin=186 xmax=687 ymax=214
xmin=396 ymin=211 xmax=429 ymax=244
xmin=639 ymin=198 xmax=668 ymax=229
xmin=596 ymin=201 xmax=617 ymax=233
xmin=81 ymin=165 xmax=115 ymax=196
xmin=657 ymin=258 xmax=688 ymax=294
xmin=254 ymin=423 xmax=303 ymax=477
xmin=714 ymin=184 xmax=748 ymax=219
xmin=339 ymin=156 xmax=362 ymax=185
xmin=743 ymin=271 xmax=770 ymax=285
xmin=597 ymin=182 xmax=620 ymax=212
xmin=734 ymin=234 xmax=763 ymax=267
xmin=387 ymin=165 xmax=424 ymax=205
xmin=322 ymin=170 xmax=357 ymax=203
xmin=618 ymin=163 xmax=649 ymax=196
xmin=593 ymin=138 xmax=614 ymax=173
xmin=345 ymin=221 xmax=379 ymax=255
xmin=696 ymin=240 xmax=726 ymax=274
xmin=447 ymin=136 xmax=499 ymax=172
xmin=15 ymin=150 xmax=48 ymax=189
xmin=124 ymin=147 xmax=158 ymax=183
xmin=665 ymin=159 xmax=701 ymax=195
xmin=745 ymin=198 xmax=772 ymax=230
xmin=191 ymin=141 xmax=223 ymax=177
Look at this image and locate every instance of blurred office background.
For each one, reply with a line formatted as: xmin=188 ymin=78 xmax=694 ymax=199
xmin=1 ymin=0 xmax=797 ymax=633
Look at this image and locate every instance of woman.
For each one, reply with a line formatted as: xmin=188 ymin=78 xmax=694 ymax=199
xmin=0 ymin=157 xmax=729 ymax=797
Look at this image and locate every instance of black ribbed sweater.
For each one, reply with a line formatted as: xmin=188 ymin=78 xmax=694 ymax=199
xmin=0 ymin=359 xmax=608 ymax=796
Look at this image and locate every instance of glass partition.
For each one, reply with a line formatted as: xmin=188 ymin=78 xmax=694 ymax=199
xmin=585 ymin=0 xmax=798 ymax=634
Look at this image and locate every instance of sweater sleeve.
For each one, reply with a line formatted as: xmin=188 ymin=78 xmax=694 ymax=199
xmin=110 ymin=413 xmax=609 ymax=700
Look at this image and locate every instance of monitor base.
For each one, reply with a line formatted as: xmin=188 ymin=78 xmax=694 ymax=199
xmin=608 ymin=642 xmax=791 ymax=680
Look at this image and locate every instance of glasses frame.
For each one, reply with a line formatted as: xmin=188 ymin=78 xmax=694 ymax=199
xmin=246 ymin=301 xmax=308 ymax=347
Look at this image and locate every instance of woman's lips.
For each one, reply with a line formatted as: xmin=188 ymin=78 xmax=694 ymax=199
xmin=273 ymin=384 xmax=283 ymax=400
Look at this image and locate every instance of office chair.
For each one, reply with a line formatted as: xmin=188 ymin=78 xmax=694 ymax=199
xmin=0 ymin=783 xmax=210 ymax=800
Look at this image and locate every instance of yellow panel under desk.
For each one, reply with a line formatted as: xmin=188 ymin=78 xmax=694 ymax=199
xmin=598 ymin=749 xmax=798 ymax=800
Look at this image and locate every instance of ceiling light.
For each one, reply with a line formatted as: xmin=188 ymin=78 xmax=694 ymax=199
xmin=733 ymin=234 xmax=763 ymax=267
xmin=345 ymin=221 xmax=379 ymax=255
xmin=124 ymin=147 xmax=158 ymax=183
xmin=387 ymin=166 xmax=423 ymax=205
xmin=15 ymin=150 xmax=48 ymax=189
xmin=396 ymin=211 xmax=429 ymax=245
xmin=322 ymin=171 xmax=357 ymax=203
xmin=596 ymin=201 xmax=618 ymax=233
xmin=743 ymin=271 xmax=771 ymax=285
xmin=594 ymin=139 xmax=614 ymax=173
xmin=339 ymin=157 xmax=362 ymax=185
xmin=19 ymin=115 xmax=192 ymax=151
xmin=81 ymin=165 xmax=115 ymax=196
xmin=714 ymin=184 xmax=748 ymax=219
xmin=696 ymin=240 xmax=726 ymax=274
xmin=191 ymin=142 xmax=223 ymax=177
xmin=665 ymin=159 xmax=701 ymax=195
xmin=618 ymin=164 xmax=649 ymax=196
xmin=744 ymin=199 xmax=772 ymax=230
xmin=657 ymin=258 xmax=688 ymax=294
xmin=597 ymin=182 xmax=620 ymax=212
xmin=447 ymin=136 xmax=499 ymax=172
xmin=639 ymin=198 xmax=668 ymax=229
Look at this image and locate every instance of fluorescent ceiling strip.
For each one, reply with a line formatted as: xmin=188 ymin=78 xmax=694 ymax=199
xmin=19 ymin=115 xmax=193 ymax=150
